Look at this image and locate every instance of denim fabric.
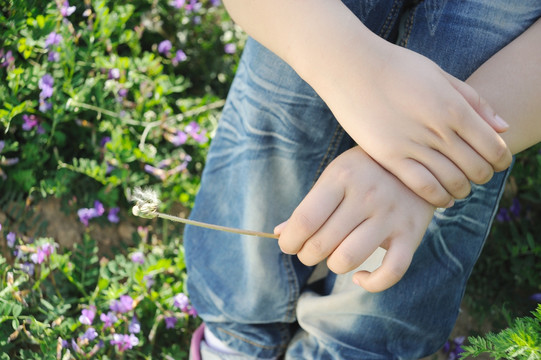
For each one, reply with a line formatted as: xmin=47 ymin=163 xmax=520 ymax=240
xmin=184 ymin=0 xmax=541 ymax=358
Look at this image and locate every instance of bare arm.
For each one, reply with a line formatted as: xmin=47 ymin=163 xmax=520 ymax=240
xmin=468 ymin=18 xmax=541 ymax=155
xmin=223 ymin=0 xmax=512 ymax=208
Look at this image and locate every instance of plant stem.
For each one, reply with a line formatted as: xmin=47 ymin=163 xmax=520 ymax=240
xmin=155 ymin=212 xmax=279 ymax=239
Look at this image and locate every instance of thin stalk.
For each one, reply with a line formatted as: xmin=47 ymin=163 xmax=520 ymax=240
xmin=155 ymin=212 xmax=279 ymax=239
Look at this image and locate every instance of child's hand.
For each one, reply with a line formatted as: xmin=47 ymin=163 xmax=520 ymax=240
xmin=274 ymin=146 xmax=435 ymax=292
xmin=317 ymin=43 xmax=512 ymax=208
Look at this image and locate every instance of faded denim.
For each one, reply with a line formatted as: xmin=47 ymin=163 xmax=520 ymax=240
xmin=184 ymin=0 xmax=541 ymax=359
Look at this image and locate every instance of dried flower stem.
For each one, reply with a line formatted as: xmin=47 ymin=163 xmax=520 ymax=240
xmin=131 ymin=187 xmax=278 ymax=239
xmin=155 ymin=212 xmax=279 ymax=239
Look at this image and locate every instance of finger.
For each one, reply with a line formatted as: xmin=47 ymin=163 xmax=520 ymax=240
xmin=445 ymin=74 xmax=509 ymax=133
xmin=445 ymin=75 xmax=512 ymax=171
xmin=351 ymin=239 xmax=415 ymax=292
xmin=428 ymin=132 xmax=495 ymax=186
xmin=326 ymin=217 xmax=388 ymax=274
xmin=392 ymin=158 xmax=454 ymax=208
xmin=296 ymin=190 xmax=372 ymax=266
xmin=278 ymin=176 xmax=344 ymax=254
xmin=410 ymin=144 xmax=472 ymax=199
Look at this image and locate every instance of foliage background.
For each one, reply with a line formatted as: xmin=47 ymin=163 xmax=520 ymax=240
xmin=0 ymin=0 xmax=539 ymax=359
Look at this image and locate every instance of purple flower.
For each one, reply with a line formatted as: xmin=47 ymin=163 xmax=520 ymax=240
xmin=118 ymin=88 xmax=128 ymax=99
xmin=0 ymin=141 xmax=4 ymax=152
xmin=100 ymin=312 xmax=117 ymax=328
xmin=94 ymin=201 xmax=105 ymax=216
xmin=100 ymin=136 xmax=111 ymax=147
xmin=171 ymin=0 xmax=185 ymax=9
xmin=158 ymin=40 xmax=172 ymax=55
xmin=143 ymin=274 xmax=155 ymax=289
xmin=79 ymin=306 xmax=96 ymax=325
xmin=129 ymin=316 xmax=141 ymax=334
xmin=173 ymin=293 xmax=189 ymax=310
xmin=108 ymin=68 xmax=120 ymax=80
xmin=39 ymin=100 xmax=52 ymax=112
xmin=77 ymin=208 xmax=95 ymax=227
xmin=60 ymin=1 xmax=76 ymax=17
xmin=81 ymin=327 xmax=98 ymax=341
xmin=22 ymin=114 xmax=38 ymax=131
xmin=45 ymin=32 xmax=63 ymax=48
xmin=172 ymin=50 xmax=187 ymax=66
xmin=170 ymin=130 xmax=187 ymax=146
xmin=0 ymin=49 xmax=14 ymax=68
xmin=110 ymin=295 xmax=134 ymax=313
xmin=21 ymin=262 xmax=35 ymax=276
xmin=510 ymin=197 xmax=521 ymax=217
xmin=7 ymin=232 xmax=16 ymax=248
xmin=47 ymin=51 xmax=60 ymax=62
xmin=108 ymin=207 xmax=120 ymax=223
xmin=164 ymin=316 xmax=177 ymax=329
xmin=496 ymin=208 xmax=511 ymax=222
xmin=531 ymin=293 xmax=541 ymax=303
xmin=210 ymin=0 xmax=221 ymax=6
xmin=224 ymin=43 xmax=236 ymax=54
xmin=130 ymin=251 xmax=144 ymax=265
xmin=110 ymin=334 xmax=139 ymax=352
xmin=185 ymin=0 xmax=202 ymax=13
xmin=185 ymin=121 xmax=207 ymax=143
xmin=144 ymin=164 xmax=166 ymax=181
xmin=39 ymin=74 xmax=54 ymax=99
xmin=31 ymin=243 xmax=56 ymax=264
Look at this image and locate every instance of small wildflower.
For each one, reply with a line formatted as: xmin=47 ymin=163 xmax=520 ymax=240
xmin=81 ymin=327 xmax=98 ymax=341
xmin=171 ymin=0 xmax=185 ymax=8
xmin=0 ymin=49 xmax=15 ymax=68
xmin=31 ymin=242 xmax=56 ymax=264
xmin=167 ymin=130 xmax=188 ymax=146
xmin=39 ymin=99 xmax=53 ymax=112
xmin=224 ymin=43 xmax=236 ymax=54
xmin=144 ymin=164 xmax=166 ymax=181
xmin=531 ymin=293 xmax=541 ymax=303
xmin=110 ymin=295 xmax=134 ymax=313
xmin=129 ymin=316 xmax=141 ymax=334
xmin=44 ymin=32 xmax=63 ymax=48
xmin=79 ymin=306 xmax=96 ymax=325
xmin=48 ymin=51 xmax=60 ymax=62
xmin=510 ymin=197 xmax=521 ymax=217
xmin=496 ymin=208 xmax=511 ymax=222
xmin=143 ymin=274 xmax=155 ymax=288
xmin=0 ymin=141 xmax=4 ymax=152
xmin=110 ymin=333 xmax=139 ymax=352
xmin=60 ymin=0 xmax=76 ymax=17
xmin=100 ymin=312 xmax=118 ymax=328
xmin=164 ymin=316 xmax=177 ymax=329
xmin=21 ymin=262 xmax=35 ymax=276
xmin=100 ymin=136 xmax=111 ymax=147
xmin=158 ymin=40 xmax=172 ymax=55
xmin=7 ymin=232 xmax=16 ymax=248
xmin=108 ymin=207 xmax=120 ymax=223
xmin=210 ymin=0 xmax=221 ymax=6
xmin=185 ymin=0 xmax=202 ymax=13
xmin=173 ymin=293 xmax=189 ymax=310
xmin=172 ymin=50 xmax=187 ymax=66
xmin=108 ymin=68 xmax=120 ymax=80
xmin=39 ymin=74 xmax=54 ymax=99
xmin=130 ymin=251 xmax=144 ymax=264
xmin=22 ymin=114 xmax=38 ymax=131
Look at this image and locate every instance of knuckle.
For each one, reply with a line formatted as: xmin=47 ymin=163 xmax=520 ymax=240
xmin=302 ymin=237 xmax=326 ymax=259
xmin=414 ymin=180 xmax=450 ymax=207
xmin=327 ymin=249 xmax=357 ymax=274
xmin=447 ymin=176 xmax=471 ymax=199
xmin=291 ymin=212 xmax=318 ymax=238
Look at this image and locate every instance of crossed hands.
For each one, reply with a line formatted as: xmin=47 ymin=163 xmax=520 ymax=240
xmin=274 ymin=46 xmax=511 ymax=292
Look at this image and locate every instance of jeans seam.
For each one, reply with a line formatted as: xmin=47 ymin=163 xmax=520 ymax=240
xmin=397 ymin=4 xmax=416 ymax=47
xmin=379 ymin=0 xmax=403 ymax=38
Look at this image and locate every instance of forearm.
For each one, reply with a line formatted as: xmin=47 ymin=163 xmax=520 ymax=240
xmin=467 ymin=18 xmax=541 ymax=155
xmin=222 ymin=0 xmax=387 ymax=93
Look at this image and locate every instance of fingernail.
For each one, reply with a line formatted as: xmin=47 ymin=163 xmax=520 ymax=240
xmin=273 ymin=220 xmax=288 ymax=235
xmin=446 ymin=199 xmax=455 ymax=208
xmin=494 ymin=114 xmax=509 ymax=129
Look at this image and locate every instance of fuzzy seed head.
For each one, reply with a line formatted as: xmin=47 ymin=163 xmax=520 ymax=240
xmin=131 ymin=187 xmax=160 ymax=219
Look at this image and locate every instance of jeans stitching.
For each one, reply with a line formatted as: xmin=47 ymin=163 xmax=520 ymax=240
xmin=398 ymin=5 xmax=416 ymax=47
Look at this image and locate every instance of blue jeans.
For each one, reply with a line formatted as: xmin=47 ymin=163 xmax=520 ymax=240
xmin=185 ymin=1 xmax=541 ymax=358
